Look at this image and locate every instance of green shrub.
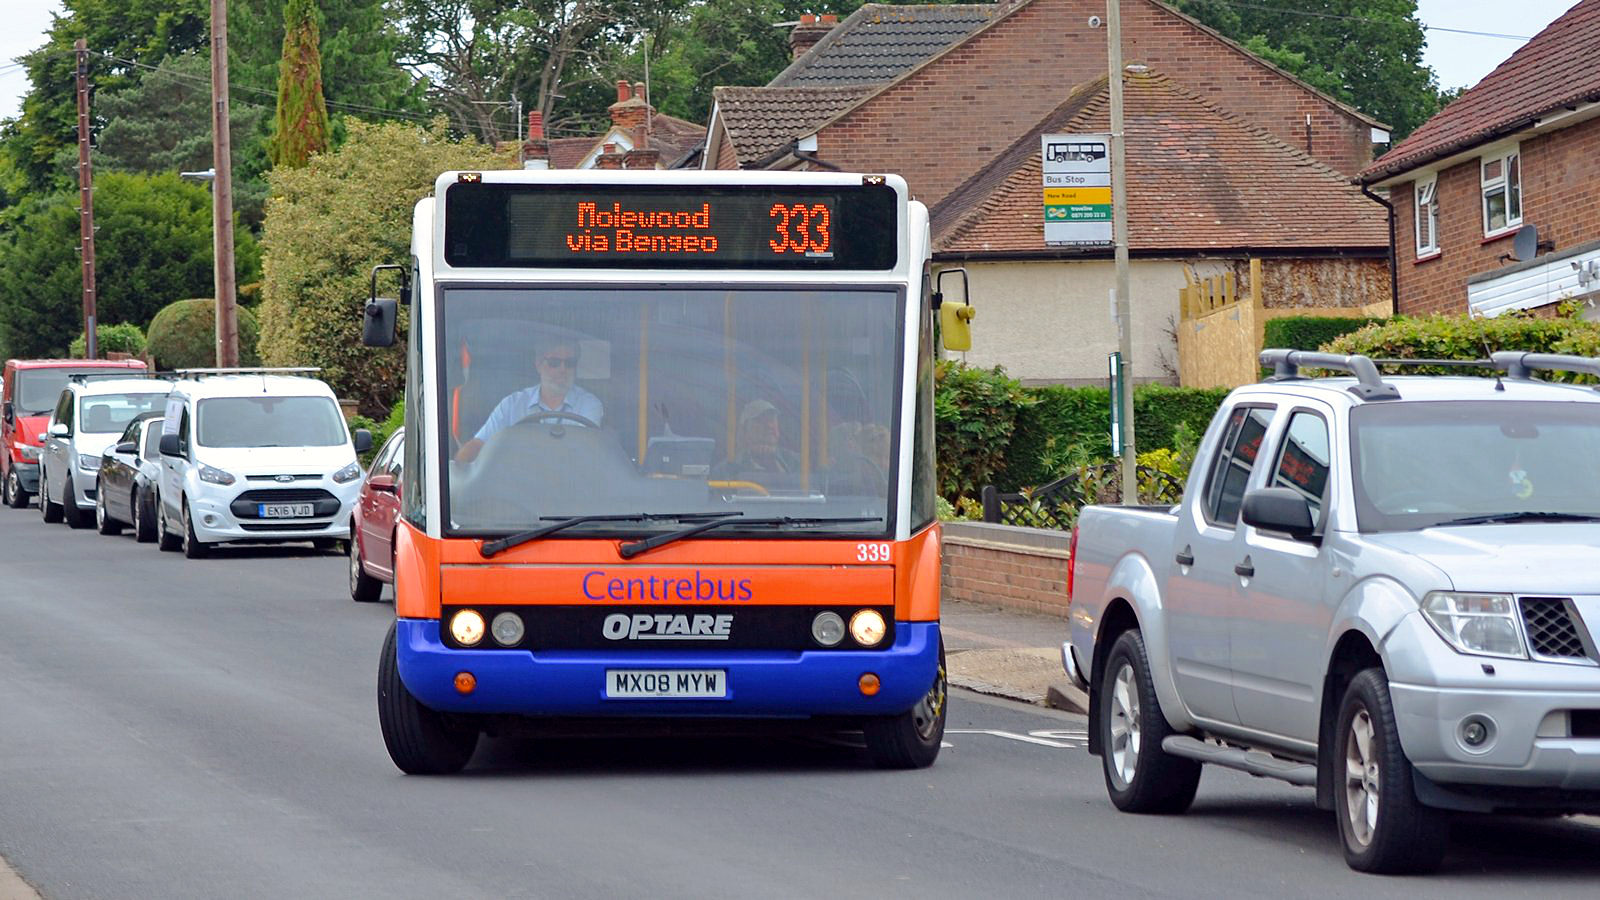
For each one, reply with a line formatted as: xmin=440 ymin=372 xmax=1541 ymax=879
xmin=934 ymin=360 xmax=1036 ymax=500
xmin=69 ymin=322 xmax=147 ymax=358
xmin=1324 ymin=313 xmax=1600 ymax=379
xmin=1262 ymin=315 xmax=1386 ymax=352
xmin=146 ymin=299 xmax=261 ymax=370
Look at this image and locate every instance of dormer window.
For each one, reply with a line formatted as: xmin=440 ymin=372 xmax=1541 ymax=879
xmin=1481 ymin=147 xmax=1521 ymax=237
xmin=1415 ymin=176 xmax=1439 ymax=256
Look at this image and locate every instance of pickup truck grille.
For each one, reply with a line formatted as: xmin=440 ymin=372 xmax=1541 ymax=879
xmin=1519 ymin=597 xmax=1591 ymax=661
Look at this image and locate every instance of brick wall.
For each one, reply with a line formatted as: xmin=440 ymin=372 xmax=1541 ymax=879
xmin=817 ymin=0 xmax=1377 ymax=206
xmin=941 ymin=522 xmax=1070 ymax=618
xmin=1394 ymin=117 xmax=1600 ymax=315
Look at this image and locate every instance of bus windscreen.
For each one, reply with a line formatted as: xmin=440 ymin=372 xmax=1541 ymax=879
xmin=444 ymin=182 xmax=899 ymax=270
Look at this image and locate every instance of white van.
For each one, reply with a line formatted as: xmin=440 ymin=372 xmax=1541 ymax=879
xmin=155 ymin=369 xmax=373 ymax=558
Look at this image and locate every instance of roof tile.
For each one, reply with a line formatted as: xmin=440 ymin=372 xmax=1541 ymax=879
xmin=713 ymin=85 xmax=875 ymax=167
xmin=769 ymin=4 xmax=995 ymax=87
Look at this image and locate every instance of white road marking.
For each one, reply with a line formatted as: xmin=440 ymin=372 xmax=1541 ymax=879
xmin=947 ymin=729 xmax=1077 ymax=748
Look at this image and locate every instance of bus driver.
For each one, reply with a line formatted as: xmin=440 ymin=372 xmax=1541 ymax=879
xmin=455 ymin=336 xmax=604 ymax=462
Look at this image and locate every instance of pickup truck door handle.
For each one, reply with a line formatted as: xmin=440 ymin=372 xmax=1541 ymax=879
xmin=1234 ymin=556 xmax=1255 ymax=578
xmin=1175 ymin=546 xmax=1195 ymax=567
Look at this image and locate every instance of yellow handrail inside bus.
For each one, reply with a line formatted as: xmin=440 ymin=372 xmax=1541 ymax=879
xmin=707 ymin=479 xmax=769 ymax=496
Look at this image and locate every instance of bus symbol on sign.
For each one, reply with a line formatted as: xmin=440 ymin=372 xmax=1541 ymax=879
xmin=1045 ymin=141 xmax=1106 ymax=163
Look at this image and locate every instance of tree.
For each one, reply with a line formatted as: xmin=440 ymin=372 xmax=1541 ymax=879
xmin=1171 ymin=0 xmax=1444 ymax=140
xmin=271 ymin=0 xmax=332 ymax=167
xmin=258 ymin=119 xmax=507 ymax=414
xmin=0 ymin=172 xmax=260 ymax=357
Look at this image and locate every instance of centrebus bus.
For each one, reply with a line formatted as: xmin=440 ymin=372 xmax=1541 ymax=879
xmin=363 ymin=169 xmax=972 ymax=774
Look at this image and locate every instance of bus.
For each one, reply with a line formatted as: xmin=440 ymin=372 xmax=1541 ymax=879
xmin=363 ymin=169 xmax=971 ymax=774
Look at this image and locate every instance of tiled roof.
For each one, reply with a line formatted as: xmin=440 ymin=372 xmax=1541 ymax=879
xmin=712 ymin=85 xmax=875 ymax=167
xmin=549 ymin=137 xmax=596 ymax=169
xmin=932 ymin=69 xmax=1388 ymax=255
xmin=769 ymin=4 xmax=995 ymax=87
xmin=1362 ymin=0 xmax=1600 ymax=181
xmin=542 ymin=113 xmax=706 ymax=169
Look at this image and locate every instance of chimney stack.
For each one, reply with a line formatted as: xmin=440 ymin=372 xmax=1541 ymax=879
xmin=609 ymin=79 xmax=653 ymax=141
xmin=595 ymin=142 xmax=624 ymax=169
xmin=790 ymin=13 xmax=836 ymax=60
xmin=523 ymin=110 xmax=550 ymax=169
xmin=624 ymin=148 xmax=660 ymax=169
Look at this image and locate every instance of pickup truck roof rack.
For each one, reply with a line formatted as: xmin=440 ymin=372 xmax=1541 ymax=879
xmin=1490 ymin=351 xmax=1600 ymax=383
xmin=1258 ymin=349 xmax=1401 ymax=401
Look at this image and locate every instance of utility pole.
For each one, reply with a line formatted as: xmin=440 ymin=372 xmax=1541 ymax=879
xmin=74 ymin=39 xmax=98 ymax=359
xmin=1107 ymin=0 xmax=1137 ymax=502
xmin=210 ymin=0 xmax=240 ymax=367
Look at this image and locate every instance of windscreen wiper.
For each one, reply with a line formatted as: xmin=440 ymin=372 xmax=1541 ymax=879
xmin=1430 ymin=511 xmax=1600 ymax=528
xmin=480 ymin=512 xmax=741 ymax=558
xmin=619 ymin=516 xmax=883 ymax=560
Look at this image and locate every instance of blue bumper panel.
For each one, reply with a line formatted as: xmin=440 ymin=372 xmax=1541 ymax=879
xmin=396 ymin=617 xmax=941 ymax=718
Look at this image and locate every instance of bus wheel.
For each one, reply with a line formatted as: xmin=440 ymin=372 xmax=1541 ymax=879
xmin=863 ymin=640 xmax=947 ymax=769
xmin=378 ymin=622 xmax=478 ymax=774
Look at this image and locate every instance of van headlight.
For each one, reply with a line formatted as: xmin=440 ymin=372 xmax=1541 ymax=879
xmin=332 ymin=462 xmax=363 ymax=484
xmin=198 ymin=464 xmax=236 ymax=486
xmin=77 ymin=455 xmax=100 ymax=473
xmin=1422 ymin=592 xmax=1526 ymax=659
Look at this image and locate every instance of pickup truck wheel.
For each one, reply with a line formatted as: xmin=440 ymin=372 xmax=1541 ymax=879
xmin=1335 ymin=668 xmax=1447 ymax=873
xmin=862 ymin=641 xmax=947 ymax=769
xmin=377 ymin=621 xmax=479 ymax=774
xmin=1100 ymin=630 xmax=1201 ymax=813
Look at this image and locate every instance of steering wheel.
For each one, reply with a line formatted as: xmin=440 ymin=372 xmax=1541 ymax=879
xmin=511 ymin=409 xmax=600 ymax=430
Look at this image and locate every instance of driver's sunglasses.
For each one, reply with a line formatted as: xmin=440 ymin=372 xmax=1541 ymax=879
xmin=541 ymin=356 xmax=578 ymax=369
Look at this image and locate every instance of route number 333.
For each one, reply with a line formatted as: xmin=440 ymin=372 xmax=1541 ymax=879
xmin=856 ymin=542 xmax=891 ymax=562
xmin=769 ymin=203 xmax=832 ymax=254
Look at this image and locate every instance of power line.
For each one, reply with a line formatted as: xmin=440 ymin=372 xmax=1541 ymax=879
xmin=1187 ymin=1 xmax=1533 ymax=41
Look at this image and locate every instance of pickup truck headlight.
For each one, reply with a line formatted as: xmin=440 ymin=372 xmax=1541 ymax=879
xmin=16 ymin=444 xmax=40 ymax=462
xmin=198 ymin=464 xmax=236 ymax=486
xmin=77 ymin=455 xmax=100 ymax=473
xmin=331 ymin=462 xmax=363 ymax=484
xmin=1422 ymin=592 xmax=1526 ymax=659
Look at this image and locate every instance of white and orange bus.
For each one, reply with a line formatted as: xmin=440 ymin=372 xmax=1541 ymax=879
xmin=362 ymin=169 xmax=970 ymax=773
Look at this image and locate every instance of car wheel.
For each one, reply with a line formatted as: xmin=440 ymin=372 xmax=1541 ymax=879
xmin=377 ymin=621 xmax=478 ymax=774
xmin=61 ymin=474 xmax=89 ymax=529
xmin=133 ymin=488 xmax=157 ymax=543
xmin=181 ymin=500 xmax=210 ymax=559
xmin=95 ymin=480 xmax=122 ymax=535
xmin=349 ymin=528 xmax=383 ymax=603
xmin=4 ymin=467 xmax=29 ymax=508
xmin=862 ymin=640 xmax=947 ymax=769
xmin=156 ymin=492 xmax=181 ymax=552
xmin=39 ymin=470 xmax=62 ymax=523
xmin=1099 ymin=630 xmax=1202 ymax=814
xmin=1335 ymin=668 xmax=1447 ymax=873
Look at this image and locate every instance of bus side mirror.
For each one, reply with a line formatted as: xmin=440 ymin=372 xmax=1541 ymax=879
xmin=363 ymin=298 xmax=398 ymax=348
xmin=934 ymin=267 xmax=974 ymax=352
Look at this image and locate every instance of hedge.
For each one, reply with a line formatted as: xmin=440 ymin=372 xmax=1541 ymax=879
xmin=1263 ymin=315 xmax=1386 ymax=352
xmin=69 ymin=322 xmax=147 ymax=358
xmin=146 ymin=298 xmax=261 ymax=370
xmin=1324 ymin=312 xmax=1600 ymax=378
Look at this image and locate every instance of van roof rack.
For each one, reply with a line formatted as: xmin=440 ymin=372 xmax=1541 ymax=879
xmin=1259 ymin=349 xmax=1401 ymax=401
xmin=175 ymin=367 xmax=321 ymax=376
xmin=1490 ymin=352 xmax=1600 ymax=383
xmin=65 ymin=371 xmax=174 ymax=383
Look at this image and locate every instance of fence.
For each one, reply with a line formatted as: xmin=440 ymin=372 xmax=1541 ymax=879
xmin=979 ymin=463 xmax=1185 ymax=531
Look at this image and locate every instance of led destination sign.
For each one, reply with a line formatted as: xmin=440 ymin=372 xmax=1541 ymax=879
xmin=444 ymin=182 xmax=898 ymax=270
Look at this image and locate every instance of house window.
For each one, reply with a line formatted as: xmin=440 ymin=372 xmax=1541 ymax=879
xmin=1414 ymin=176 xmax=1439 ymax=256
xmin=1481 ymin=147 xmax=1521 ymax=236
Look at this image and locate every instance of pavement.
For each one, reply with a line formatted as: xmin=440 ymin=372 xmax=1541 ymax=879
xmin=942 ymin=598 xmax=1088 ymax=714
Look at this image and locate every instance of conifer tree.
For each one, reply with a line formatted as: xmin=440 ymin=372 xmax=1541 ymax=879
xmin=271 ymin=0 xmax=331 ymax=168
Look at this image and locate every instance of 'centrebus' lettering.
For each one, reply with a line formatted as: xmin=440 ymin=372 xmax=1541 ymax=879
xmin=565 ymin=202 xmax=721 ymax=255
xmin=582 ymin=570 xmax=754 ymax=602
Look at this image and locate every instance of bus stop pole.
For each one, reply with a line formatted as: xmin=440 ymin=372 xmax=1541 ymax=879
xmin=1107 ymin=0 xmax=1138 ymax=502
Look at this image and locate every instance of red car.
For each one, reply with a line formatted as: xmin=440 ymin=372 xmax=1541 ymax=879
xmin=349 ymin=427 xmax=403 ymax=602
xmin=3 ymin=358 xmax=147 ymax=508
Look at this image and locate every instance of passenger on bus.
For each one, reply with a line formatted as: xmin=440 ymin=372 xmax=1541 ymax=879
xmin=454 ymin=337 xmax=604 ymax=462
xmin=713 ymin=399 xmax=798 ymax=476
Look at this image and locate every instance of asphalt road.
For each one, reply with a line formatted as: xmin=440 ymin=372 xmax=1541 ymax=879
xmin=2 ymin=507 xmax=1599 ymax=899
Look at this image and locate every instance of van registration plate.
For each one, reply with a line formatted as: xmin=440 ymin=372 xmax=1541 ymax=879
xmin=259 ymin=503 xmax=315 ymax=518
xmin=606 ymin=669 xmax=726 ymax=698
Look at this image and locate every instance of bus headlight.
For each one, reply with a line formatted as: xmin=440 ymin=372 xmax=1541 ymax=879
xmin=811 ymin=611 xmax=845 ymax=647
xmin=450 ymin=609 xmax=486 ymax=646
xmin=849 ymin=609 xmax=887 ymax=647
xmin=490 ymin=612 xmax=525 ymax=646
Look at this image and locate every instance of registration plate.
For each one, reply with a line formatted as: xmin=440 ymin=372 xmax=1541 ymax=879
xmin=606 ymin=669 xmax=726 ymax=699
xmin=258 ymin=503 xmax=314 ymax=518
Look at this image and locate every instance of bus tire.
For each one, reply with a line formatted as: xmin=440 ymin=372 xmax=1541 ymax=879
xmin=863 ymin=640 xmax=947 ymax=769
xmin=378 ymin=621 xmax=478 ymax=775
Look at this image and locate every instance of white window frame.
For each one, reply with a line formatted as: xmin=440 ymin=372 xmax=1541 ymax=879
xmin=1481 ymin=144 xmax=1522 ymax=238
xmin=1414 ymin=176 xmax=1439 ymax=257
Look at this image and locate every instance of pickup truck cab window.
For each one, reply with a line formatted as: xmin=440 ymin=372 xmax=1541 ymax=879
xmin=1268 ymin=411 xmax=1331 ymax=519
xmin=1202 ymin=405 xmax=1275 ymax=527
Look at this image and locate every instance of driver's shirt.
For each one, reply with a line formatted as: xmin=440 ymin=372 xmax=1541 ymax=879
xmin=473 ymin=383 xmax=604 ymax=444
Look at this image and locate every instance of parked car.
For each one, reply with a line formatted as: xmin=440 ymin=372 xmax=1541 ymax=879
xmin=1065 ymin=350 xmax=1600 ymax=874
xmin=2 ymin=358 xmax=146 ymax=508
xmin=155 ymin=370 xmax=373 ymax=558
xmin=38 ymin=376 xmax=170 ymax=528
xmin=94 ymin=411 xmax=166 ymax=541
xmin=350 ymin=427 xmax=403 ymax=602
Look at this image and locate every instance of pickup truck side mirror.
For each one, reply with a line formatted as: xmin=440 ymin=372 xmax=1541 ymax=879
xmin=159 ymin=433 xmax=182 ymax=457
xmin=1241 ymin=487 xmax=1316 ymax=540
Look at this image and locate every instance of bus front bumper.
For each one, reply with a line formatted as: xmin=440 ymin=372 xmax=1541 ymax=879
xmin=395 ymin=618 xmax=942 ymax=718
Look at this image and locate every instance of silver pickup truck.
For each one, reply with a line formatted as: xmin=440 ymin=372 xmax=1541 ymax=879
xmin=1064 ymin=350 xmax=1600 ymax=873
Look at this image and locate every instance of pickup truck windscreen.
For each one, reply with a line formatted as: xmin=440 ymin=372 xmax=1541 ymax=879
xmin=1350 ymin=400 xmax=1600 ymax=532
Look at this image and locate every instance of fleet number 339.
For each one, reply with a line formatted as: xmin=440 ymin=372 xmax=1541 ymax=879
xmin=856 ymin=543 xmax=891 ymax=562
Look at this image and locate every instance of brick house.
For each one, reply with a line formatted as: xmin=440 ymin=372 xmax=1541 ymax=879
xmin=1360 ymin=0 xmax=1600 ymax=317
xmin=523 ymin=81 xmax=705 ymax=170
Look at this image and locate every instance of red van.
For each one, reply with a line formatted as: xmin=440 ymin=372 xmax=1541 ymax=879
xmin=3 ymin=358 xmax=147 ymax=507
